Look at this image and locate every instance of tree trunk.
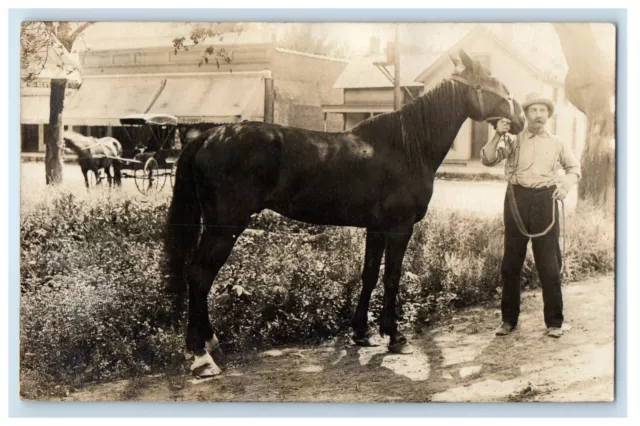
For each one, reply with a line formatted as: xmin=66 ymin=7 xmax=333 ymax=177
xmin=45 ymin=79 xmax=67 ymax=185
xmin=578 ymin=103 xmax=615 ymax=213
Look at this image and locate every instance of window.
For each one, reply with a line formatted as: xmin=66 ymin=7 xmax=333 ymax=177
xmin=21 ymin=124 xmax=39 ymax=152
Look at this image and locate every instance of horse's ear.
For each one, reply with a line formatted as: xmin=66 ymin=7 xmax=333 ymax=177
xmin=459 ymin=49 xmax=475 ymax=71
xmin=449 ymin=53 xmax=465 ymax=73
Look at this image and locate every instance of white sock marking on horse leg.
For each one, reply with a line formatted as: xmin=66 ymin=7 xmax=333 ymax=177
xmin=205 ymin=335 xmax=219 ymax=353
xmin=190 ymin=352 xmax=222 ymax=377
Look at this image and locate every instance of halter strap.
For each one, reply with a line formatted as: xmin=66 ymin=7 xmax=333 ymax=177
xmin=448 ymin=75 xmax=515 ymax=122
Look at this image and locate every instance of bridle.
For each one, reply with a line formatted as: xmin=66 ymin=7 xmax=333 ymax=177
xmin=448 ymin=75 xmax=515 ymax=122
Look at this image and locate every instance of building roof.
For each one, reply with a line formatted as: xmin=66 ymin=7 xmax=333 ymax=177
xmin=414 ymin=24 xmax=560 ymax=85
xmin=333 ymin=24 xmax=566 ymax=91
xmin=274 ymin=47 xmax=349 ymax=63
xmin=332 ymin=52 xmax=440 ymax=89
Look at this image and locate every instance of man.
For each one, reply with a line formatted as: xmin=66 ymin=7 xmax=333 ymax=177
xmin=481 ymin=92 xmax=582 ymax=338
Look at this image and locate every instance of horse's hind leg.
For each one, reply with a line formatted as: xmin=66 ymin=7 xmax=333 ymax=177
xmin=352 ymin=228 xmax=385 ymax=346
xmin=113 ymin=163 xmax=122 ymax=187
xmin=186 ymin=213 xmax=249 ymax=377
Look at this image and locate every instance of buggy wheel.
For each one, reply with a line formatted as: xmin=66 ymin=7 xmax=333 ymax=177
xmin=134 ymin=157 xmax=166 ymax=195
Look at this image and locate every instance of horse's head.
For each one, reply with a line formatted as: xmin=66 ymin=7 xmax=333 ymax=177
xmin=448 ymin=49 xmax=525 ymax=135
xmin=62 ymin=130 xmax=92 ymax=155
xmin=62 ymin=130 xmax=77 ymax=153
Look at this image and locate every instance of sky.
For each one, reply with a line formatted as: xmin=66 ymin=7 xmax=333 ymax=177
xmin=72 ymin=21 xmax=617 ymax=76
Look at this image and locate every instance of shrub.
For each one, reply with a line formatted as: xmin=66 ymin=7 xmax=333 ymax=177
xmin=19 ymin=190 xmax=614 ymax=398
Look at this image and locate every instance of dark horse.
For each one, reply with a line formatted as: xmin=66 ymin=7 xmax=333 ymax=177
xmin=165 ymin=50 xmax=525 ymax=377
xmin=63 ymin=130 xmax=123 ymax=189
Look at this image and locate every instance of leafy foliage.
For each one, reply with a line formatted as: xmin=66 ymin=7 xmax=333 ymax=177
xmin=172 ymin=24 xmax=241 ymax=68
xmin=20 ymin=21 xmax=93 ymax=82
xmin=20 ymin=191 xmax=614 ymax=398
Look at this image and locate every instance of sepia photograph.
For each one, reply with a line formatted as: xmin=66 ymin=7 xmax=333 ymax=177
xmin=18 ymin=19 xmax=617 ymax=404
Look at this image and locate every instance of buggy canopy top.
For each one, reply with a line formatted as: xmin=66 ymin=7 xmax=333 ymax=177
xmin=119 ymin=113 xmax=179 ymax=127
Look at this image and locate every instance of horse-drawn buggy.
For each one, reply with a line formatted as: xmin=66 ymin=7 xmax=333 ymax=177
xmin=64 ymin=113 xmax=182 ymax=194
xmin=119 ymin=113 xmax=181 ymax=194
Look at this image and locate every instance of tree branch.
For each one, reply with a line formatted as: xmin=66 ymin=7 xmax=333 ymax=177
xmin=552 ymin=23 xmax=615 ymax=114
xmin=67 ymin=21 xmax=95 ymax=50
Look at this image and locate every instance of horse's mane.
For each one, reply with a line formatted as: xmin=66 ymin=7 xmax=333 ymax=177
xmin=350 ymin=79 xmax=468 ymax=173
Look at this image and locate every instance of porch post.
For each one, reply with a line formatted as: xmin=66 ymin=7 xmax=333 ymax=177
xmin=323 ymin=113 xmax=327 ymax=132
xmin=264 ymin=77 xmax=275 ymax=123
xmin=38 ymin=124 xmax=45 ymax=153
xmin=343 ymin=113 xmax=346 ymax=131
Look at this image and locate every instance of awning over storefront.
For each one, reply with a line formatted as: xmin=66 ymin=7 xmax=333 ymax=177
xmin=63 ymin=72 xmax=267 ymax=126
xmin=64 ymin=76 xmax=167 ymax=126
xmin=21 ymin=96 xmax=50 ymax=124
xmin=149 ymin=75 xmax=265 ymax=124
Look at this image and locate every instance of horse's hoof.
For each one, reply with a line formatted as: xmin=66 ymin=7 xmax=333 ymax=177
xmin=205 ymin=336 xmax=219 ymax=353
xmin=389 ymin=340 xmax=414 ymax=355
xmin=193 ymin=364 xmax=222 ymax=378
xmin=183 ymin=347 xmax=194 ymax=360
xmin=205 ymin=336 xmax=225 ymax=367
xmin=190 ymin=352 xmax=222 ymax=377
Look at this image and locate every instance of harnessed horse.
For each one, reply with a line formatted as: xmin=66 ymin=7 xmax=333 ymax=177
xmin=63 ymin=131 xmax=123 ymax=189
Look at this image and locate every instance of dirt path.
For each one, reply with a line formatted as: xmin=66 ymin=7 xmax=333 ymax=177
xmin=61 ymin=275 xmax=615 ymax=403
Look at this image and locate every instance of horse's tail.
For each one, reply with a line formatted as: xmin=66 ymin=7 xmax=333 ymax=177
xmin=110 ymin=138 xmax=123 ymax=157
xmin=164 ymin=135 xmax=207 ymax=321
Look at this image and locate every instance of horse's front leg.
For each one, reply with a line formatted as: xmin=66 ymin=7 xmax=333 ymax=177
xmin=105 ymin=166 xmax=113 ymax=187
xmin=82 ymin=168 xmax=90 ymax=189
xmin=379 ymin=222 xmax=414 ymax=354
xmin=352 ymin=228 xmax=385 ymax=346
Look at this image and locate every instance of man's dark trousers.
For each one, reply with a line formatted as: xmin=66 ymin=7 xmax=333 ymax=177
xmin=501 ymin=184 xmax=563 ymax=329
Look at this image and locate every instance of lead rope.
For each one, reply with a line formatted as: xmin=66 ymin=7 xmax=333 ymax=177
xmin=505 ymin=134 xmax=566 ymax=275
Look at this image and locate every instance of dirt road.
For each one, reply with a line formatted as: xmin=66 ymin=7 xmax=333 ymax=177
xmin=61 ymin=274 xmax=615 ymax=403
